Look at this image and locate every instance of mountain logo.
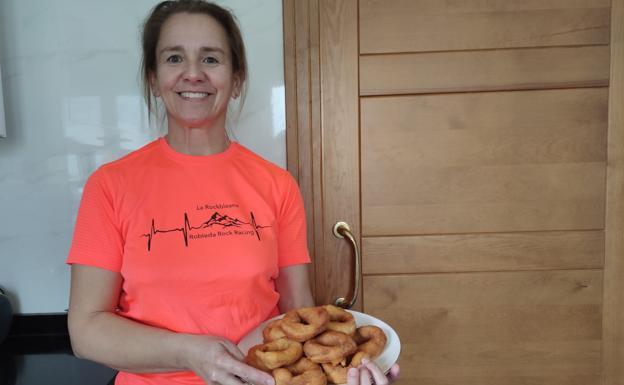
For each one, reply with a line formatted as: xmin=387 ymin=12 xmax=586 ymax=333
xmin=141 ymin=211 xmax=270 ymax=251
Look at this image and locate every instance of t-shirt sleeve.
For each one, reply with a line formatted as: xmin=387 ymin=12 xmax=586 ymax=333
xmin=66 ymin=168 xmax=124 ymax=272
xmin=276 ymin=173 xmax=311 ymax=268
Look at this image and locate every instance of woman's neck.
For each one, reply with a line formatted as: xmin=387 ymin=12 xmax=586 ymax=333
xmin=165 ymin=125 xmax=231 ymax=156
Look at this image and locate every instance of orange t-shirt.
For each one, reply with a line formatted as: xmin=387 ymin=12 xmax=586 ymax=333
xmin=67 ymin=138 xmax=310 ymax=384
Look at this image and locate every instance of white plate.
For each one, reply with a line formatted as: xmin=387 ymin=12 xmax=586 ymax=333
xmin=238 ymin=310 xmax=400 ymax=374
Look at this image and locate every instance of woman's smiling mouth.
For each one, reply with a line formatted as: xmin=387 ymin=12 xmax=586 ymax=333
xmin=178 ymin=91 xmax=211 ymax=100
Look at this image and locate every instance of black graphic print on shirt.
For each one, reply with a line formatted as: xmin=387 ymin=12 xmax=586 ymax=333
xmin=141 ymin=208 xmax=271 ymax=252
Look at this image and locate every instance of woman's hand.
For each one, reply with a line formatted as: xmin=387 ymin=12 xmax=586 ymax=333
xmin=182 ymin=335 xmax=274 ymax=385
xmin=347 ymin=359 xmax=400 ymax=385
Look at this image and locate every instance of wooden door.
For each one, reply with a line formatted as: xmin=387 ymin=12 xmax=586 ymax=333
xmin=283 ymin=0 xmax=624 ymax=384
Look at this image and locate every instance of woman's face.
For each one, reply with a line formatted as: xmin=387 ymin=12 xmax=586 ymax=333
xmin=151 ymin=12 xmax=239 ymax=129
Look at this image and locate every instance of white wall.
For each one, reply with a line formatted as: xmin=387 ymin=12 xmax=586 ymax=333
xmin=0 ymin=0 xmax=286 ymax=314
xmin=0 ymin=64 xmax=5 ymax=138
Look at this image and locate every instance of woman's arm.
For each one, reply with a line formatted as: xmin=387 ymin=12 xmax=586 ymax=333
xmin=68 ymin=264 xmax=273 ymax=385
xmin=68 ymin=264 xmax=186 ymax=372
xmin=274 ymin=264 xmax=315 ymax=312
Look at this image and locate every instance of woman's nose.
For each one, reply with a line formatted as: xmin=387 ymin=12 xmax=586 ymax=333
xmin=183 ymin=62 xmax=205 ymax=82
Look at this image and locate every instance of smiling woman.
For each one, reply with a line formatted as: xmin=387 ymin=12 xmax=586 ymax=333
xmin=65 ymin=1 xmax=315 ymax=385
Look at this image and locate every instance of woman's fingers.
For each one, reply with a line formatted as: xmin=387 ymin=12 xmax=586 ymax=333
xmin=345 ymin=361 xmax=400 ymax=385
xmin=360 ymin=358 xmax=389 ymax=385
xmin=196 ymin=341 xmax=273 ymax=385
xmin=387 ymin=364 xmax=400 ymax=381
xmin=219 ymin=354 xmax=274 ymax=385
xmin=359 ymin=367 xmax=374 ymax=385
xmin=347 ymin=367 xmax=360 ymax=385
xmin=212 ymin=372 xmax=249 ymax=385
xmin=220 ymin=340 xmax=246 ymax=361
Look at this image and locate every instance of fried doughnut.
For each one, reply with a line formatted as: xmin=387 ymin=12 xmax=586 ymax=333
xmin=263 ymin=319 xmax=287 ymax=342
xmin=273 ymin=358 xmax=326 ymax=385
xmin=248 ymin=338 xmax=303 ymax=370
xmin=246 ymin=344 xmax=272 ymax=372
xmin=321 ymin=352 xmax=370 ymax=384
xmin=288 ymin=356 xmax=324 ymax=372
xmin=303 ymin=331 xmax=357 ymax=365
xmin=281 ymin=307 xmax=329 ymax=342
xmin=353 ymin=326 xmax=386 ymax=359
xmin=323 ymin=305 xmax=356 ymax=336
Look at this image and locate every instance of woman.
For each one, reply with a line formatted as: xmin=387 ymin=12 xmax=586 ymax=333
xmin=66 ymin=1 xmax=400 ymax=384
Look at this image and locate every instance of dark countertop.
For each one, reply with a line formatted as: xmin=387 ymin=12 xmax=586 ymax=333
xmin=0 ymin=314 xmax=116 ymax=385
xmin=1 ymin=353 xmax=116 ymax=385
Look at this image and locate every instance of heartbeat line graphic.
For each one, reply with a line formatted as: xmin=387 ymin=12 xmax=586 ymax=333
xmin=141 ymin=211 xmax=270 ymax=251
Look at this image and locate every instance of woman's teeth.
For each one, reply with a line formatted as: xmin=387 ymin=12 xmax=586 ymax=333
xmin=179 ymin=92 xmax=209 ymax=99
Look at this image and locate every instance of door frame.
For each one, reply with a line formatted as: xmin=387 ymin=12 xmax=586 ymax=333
xmin=602 ymin=0 xmax=624 ymax=383
xmin=282 ymin=0 xmax=624 ymax=382
xmin=283 ymin=0 xmax=361 ymax=309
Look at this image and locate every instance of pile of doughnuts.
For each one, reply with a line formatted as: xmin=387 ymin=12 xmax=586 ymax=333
xmin=246 ymin=305 xmax=387 ymax=385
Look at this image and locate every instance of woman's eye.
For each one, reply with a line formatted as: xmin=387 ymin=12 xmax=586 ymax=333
xmin=166 ymin=55 xmax=182 ymax=63
xmin=203 ymin=56 xmax=219 ymax=65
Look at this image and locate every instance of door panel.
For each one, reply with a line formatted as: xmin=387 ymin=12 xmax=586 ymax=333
xmin=362 ymin=230 xmax=604 ymax=274
xmin=364 ymin=271 xmax=602 ymax=384
xmin=359 ymin=0 xmax=610 ymax=54
xmin=360 ymin=46 xmax=610 ymax=96
xmin=361 ymin=89 xmax=608 ymax=167
xmin=361 ymin=88 xmax=607 ymax=235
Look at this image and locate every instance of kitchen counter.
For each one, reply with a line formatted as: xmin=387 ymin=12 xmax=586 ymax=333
xmin=0 ymin=314 xmax=116 ymax=385
xmin=1 ymin=353 xmax=116 ymax=385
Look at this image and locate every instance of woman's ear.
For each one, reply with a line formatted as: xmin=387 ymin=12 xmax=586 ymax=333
xmin=232 ymin=75 xmax=242 ymax=99
xmin=149 ymin=72 xmax=161 ymax=97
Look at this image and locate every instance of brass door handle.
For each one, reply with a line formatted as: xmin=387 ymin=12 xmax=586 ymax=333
xmin=332 ymin=221 xmax=361 ymax=309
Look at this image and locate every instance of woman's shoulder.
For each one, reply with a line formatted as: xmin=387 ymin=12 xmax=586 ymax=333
xmin=102 ymin=138 xmax=161 ymax=170
xmin=233 ymin=142 xmax=294 ymax=182
xmin=87 ymin=138 xmax=161 ymax=185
